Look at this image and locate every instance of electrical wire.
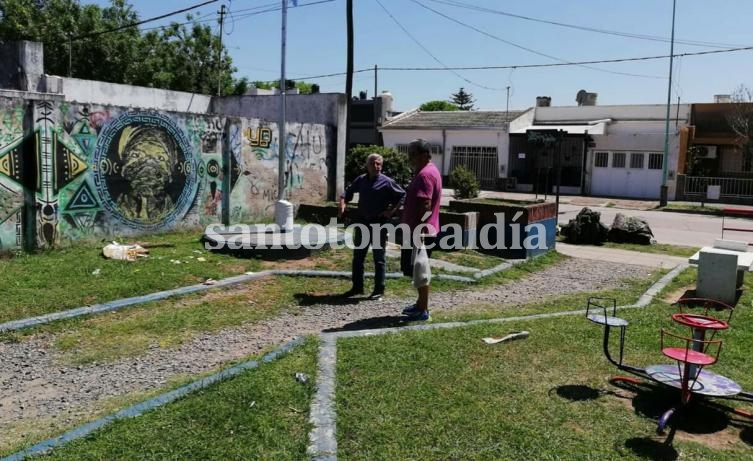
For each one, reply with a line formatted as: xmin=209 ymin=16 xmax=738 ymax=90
xmin=71 ymin=0 xmax=219 ymax=40
xmin=290 ymin=45 xmax=753 ymax=80
xmin=427 ymin=0 xmax=749 ymax=49
xmin=374 ymin=0 xmax=505 ymax=91
xmin=410 ymin=0 xmax=663 ymax=79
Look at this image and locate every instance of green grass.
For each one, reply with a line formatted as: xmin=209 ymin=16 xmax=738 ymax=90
xmin=24 ymin=338 xmax=319 ymax=461
xmin=601 ymin=241 xmax=699 ymax=257
xmin=0 ymin=231 xmax=269 ymax=323
xmin=660 ymin=203 xmax=726 ymax=216
xmin=336 ymin=299 xmax=753 ymax=460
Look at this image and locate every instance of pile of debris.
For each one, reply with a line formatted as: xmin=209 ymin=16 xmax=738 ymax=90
xmin=559 ymin=208 xmax=655 ymax=245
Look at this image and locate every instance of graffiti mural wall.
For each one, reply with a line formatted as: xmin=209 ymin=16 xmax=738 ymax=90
xmin=0 ymin=98 xmax=334 ymax=251
xmin=229 ymin=118 xmax=332 ymax=222
xmin=0 ymin=99 xmax=27 ymax=251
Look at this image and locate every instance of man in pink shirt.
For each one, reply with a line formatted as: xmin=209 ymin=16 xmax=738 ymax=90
xmin=400 ymin=139 xmax=442 ymax=321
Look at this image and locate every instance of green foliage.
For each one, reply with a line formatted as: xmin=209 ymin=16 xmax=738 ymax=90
xmin=0 ymin=0 xmax=246 ymax=95
xmin=685 ymin=145 xmax=713 ymax=176
xmin=250 ymin=79 xmax=316 ymax=94
xmin=450 ymin=87 xmax=475 ymax=110
xmin=419 ymin=100 xmax=459 ymax=111
xmin=449 ymin=165 xmax=480 ymax=199
xmin=345 ymin=145 xmax=412 ymax=188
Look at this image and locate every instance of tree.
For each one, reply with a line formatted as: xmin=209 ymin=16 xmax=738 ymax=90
xmin=419 ymin=100 xmax=459 ymax=111
xmin=250 ymin=80 xmax=317 ymax=94
xmin=727 ymin=85 xmax=753 ymax=170
xmin=449 ymin=165 xmax=480 ymax=199
xmin=450 ymin=87 xmax=475 ymax=110
xmin=0 ymin=0 xmax=248 ymax=95
xmin=345 ymin=145 xmax=412 ymax=189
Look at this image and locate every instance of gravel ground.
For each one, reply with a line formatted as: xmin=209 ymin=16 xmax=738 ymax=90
xmin=0 ymin=258 xmax=655 ymax=438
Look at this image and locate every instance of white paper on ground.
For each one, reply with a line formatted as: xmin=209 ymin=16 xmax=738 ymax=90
xmin=482 ymin=331 xmax=530 ymax=344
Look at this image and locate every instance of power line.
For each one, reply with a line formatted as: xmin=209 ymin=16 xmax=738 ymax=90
xmin=427 ymin=0 xmax=749 ymax=49
xmin=71 ymin=0 xmax=219 ymax=41
xmin=410 ymin=0 xmax=662 ymax=79
xmin=289 ymin=45 xmax=753 ymax=80
xmin=374 ymin=0 xmax=505 ymax=91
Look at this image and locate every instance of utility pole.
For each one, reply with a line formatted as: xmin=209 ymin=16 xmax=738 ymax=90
xmin=374 ymin=64 xmax=378 ymax=101
xmin=660 ymin=0 xmax=677 ymax=207
xmin=217 ymin=4 xmax=226 ymax=97
xmin=345 ymin=0 xmax=354 ymax=154
xmin=278 ymin=0 xmax=289 ymax=202
xmin=505 ymin=86 xmax=510 ymax=118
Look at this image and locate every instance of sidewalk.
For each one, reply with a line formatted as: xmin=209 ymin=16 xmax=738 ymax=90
xmin=556 ymin=242 xmax=687 ymax=269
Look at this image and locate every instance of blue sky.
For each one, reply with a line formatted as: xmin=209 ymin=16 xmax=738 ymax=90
xmin=91 ymin=0 xmax=753 ymax=112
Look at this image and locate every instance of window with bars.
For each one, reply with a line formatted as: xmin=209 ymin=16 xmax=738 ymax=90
xmin=449 ymin=145 xmax=498 ymax=188
xmin=612 ymin=152 xmax=626 ymax=168
xmin=594 ymin=151 xmax=608 ymax=167
xmin=630 ymin=153 xmax=645 ymax=169
xmin=648 ymin=153 xmax=663 ymax=170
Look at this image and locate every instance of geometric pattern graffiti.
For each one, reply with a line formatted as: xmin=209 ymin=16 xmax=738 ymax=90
xmin=71 ymin=117 xmax=97 ymax=159
xmin=0 ymin=135 xmax=25 ymax=185
xmin=53 ymin=129 xmax=88 ymax=194
xmin=65 ymin=180 xmax=100 ymax=211
xmin=206 ymin=159 xmax=220 ymax=178
xmin=92 ymin=110 xmax=197 ymax=230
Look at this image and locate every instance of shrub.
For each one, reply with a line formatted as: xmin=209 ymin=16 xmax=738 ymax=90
xmin=345 ymin=145 xmax=412 ymax=189
xmin=450 ymin=165 xmax=480 ymax=199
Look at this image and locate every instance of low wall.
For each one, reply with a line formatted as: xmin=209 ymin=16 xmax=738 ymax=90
xmin=0 ymin=99 xmax=336 ymax=251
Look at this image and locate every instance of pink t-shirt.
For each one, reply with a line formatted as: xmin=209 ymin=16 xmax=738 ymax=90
xmin=402 ymin=162 xmax=442 ymax=235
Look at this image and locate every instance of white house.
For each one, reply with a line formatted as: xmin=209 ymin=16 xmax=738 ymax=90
xmin=511 ymin=104 xmax=691 ymax=199
xmin=380 ymin=110 xmax=524 ymax=188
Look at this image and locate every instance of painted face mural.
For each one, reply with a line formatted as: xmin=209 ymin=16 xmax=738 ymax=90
xmin=93 ymin=111 xmax=197 ymax=230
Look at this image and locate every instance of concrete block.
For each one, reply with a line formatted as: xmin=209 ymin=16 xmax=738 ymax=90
xmin=697 ymin=250 xmax=738 ymax=304
xmin=713 ymin=239 xmax=748 ymax=253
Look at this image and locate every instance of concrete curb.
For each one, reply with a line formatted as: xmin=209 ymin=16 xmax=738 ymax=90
xmin=305 ymin=262 xmax=687 ymax=459
xmin=1 ymin=337 xmax=305 ymax=461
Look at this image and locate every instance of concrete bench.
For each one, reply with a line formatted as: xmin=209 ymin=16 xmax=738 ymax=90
xmin=689 ymin=239 xmax=753 ymax=304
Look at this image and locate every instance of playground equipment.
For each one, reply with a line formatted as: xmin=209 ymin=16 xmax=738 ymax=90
xmin=586 ymin=296 xmax=753 ymax=434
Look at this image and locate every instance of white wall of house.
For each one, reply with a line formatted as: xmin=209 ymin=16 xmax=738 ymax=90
xmin=382 ymin=128 xmax=509 ymax=181
xmin=535 ymin=104 xmax=690 ymax=199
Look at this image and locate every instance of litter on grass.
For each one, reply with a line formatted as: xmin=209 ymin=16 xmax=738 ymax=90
xmin=102 ymin=242 xmax=149 ymax=261
xmin=482 ymin=331 xmax=530 ymax=345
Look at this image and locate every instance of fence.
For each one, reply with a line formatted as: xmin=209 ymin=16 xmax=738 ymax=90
xmin=449 ymin=146 xmax=498 ymax=188
xmin=681 ymin=175 xmax=753 ymax=201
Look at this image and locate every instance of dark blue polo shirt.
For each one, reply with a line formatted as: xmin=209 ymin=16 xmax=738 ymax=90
xmin=342 ymin=173 xmax=406 ymax=221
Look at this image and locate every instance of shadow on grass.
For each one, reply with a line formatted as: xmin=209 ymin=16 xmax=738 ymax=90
xmin=623 ymin=437 xmax=679 ymax=460
xmin=741 ymin=426 xmax=753 ymax=446
xmin=323 ymin=315 xmax=411 ymax=332
xmin=551 ymin=384 xmax=602 ymax=401
xmin=610 ymin=378 xmax=730 ymax=434
xmin=293 ymin=292 xmax=364 ymax=306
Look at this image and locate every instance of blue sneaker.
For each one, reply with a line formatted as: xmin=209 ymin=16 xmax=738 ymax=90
xmin=407 ymin=310 xmax=430 ymax=321
xmin=401 ymin=304 xmax=419 ymax=315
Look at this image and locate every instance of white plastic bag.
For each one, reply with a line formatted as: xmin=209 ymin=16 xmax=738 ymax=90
xmin=412 ymin=242 xmax=431 ymax=288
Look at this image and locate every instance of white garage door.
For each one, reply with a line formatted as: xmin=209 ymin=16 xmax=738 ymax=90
xmin=591 ymin=151 xmax=664 ymax=198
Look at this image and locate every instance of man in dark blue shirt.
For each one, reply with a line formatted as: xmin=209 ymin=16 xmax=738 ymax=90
xmin=339 ymin=153 xmax=406 ymax=300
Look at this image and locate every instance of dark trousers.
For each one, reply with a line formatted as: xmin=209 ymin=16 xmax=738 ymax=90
xmin=352 ymin=219 xmax=388 ymax=292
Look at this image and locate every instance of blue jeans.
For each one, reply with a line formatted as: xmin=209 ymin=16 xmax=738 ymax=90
xmin=352 ymin=219 xmax=388 ymax=292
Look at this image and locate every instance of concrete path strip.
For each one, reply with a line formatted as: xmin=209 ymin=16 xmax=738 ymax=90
xmin=556 ymin=242 xmax=688 ymax=269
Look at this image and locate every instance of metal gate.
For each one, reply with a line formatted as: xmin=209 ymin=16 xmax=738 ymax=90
xmin=448 ymin=146 xmax=498 ymax=188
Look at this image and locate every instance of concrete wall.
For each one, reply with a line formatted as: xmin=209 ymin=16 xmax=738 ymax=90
xmin=54 ymin=76 xmax=213 ymax=114
xmin=0 ymin=41 xmax=346 ymax=251
xmin=382 ymin=128 xmax=509 ymax=179
xmin=214 ymin=93 xmax=347 ymax=199
xmin=0 ymin=98 xmax=334 ymax=251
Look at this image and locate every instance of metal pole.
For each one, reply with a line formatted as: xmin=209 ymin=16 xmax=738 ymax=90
xmin=374 ymin=64 xmax=377 ymax=101
xmin=556 ymin=131 xmax=563 ymax=215
xmin=217 ymin=4 xmax=226 ymax=97
xmin=660 ymin=0 xmax=677 ymax=206
xmin=277 ymin=0 xmax=288 ymax=201
xmin=506 ymin=86 xmax=510 ymax=117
